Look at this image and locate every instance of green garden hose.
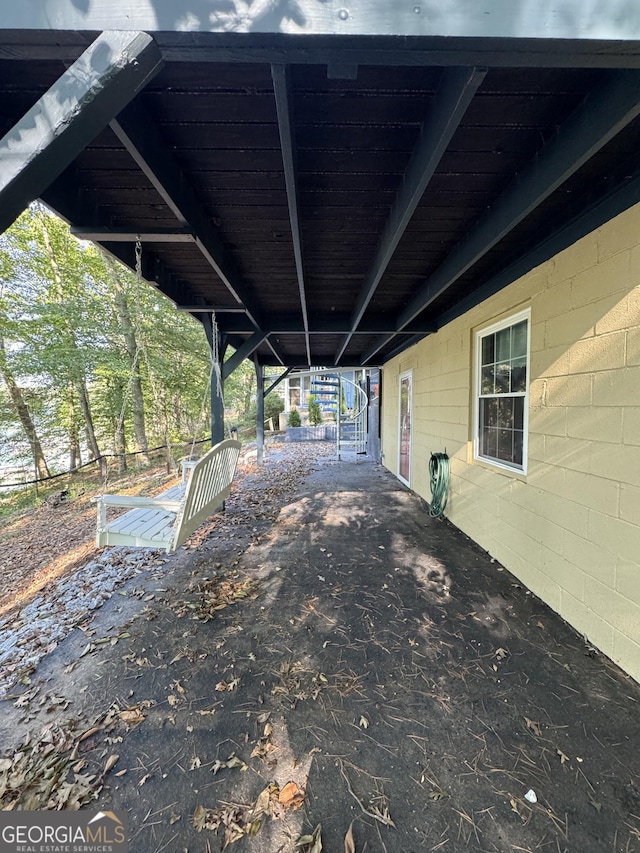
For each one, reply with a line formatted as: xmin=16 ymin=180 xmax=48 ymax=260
xmin=428 ymin=452 xmax=450 ymax=518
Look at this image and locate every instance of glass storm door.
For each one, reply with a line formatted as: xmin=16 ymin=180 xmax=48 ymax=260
xmin=398 ymin=371 xmax=412 ymax=485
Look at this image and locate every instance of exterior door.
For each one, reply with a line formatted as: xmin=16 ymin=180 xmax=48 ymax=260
xmin=398 ymin=371 xmax=412 ymax=485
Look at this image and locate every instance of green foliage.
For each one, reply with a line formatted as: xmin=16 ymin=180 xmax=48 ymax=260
xmin=308 ymin=394 xmax=323 ymax=426
xmin=288 ymin=408 xmax=301 ymax=427
xmin=0 ymin=204 xmax=213 ymax=487
xmin=224 ymin=358 xmax=254 ymax=423
xmin=265 ymin=393 xmax=284 ymax=422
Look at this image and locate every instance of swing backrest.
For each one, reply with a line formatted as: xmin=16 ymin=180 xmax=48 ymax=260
xmin=170 ymin=438 xmax=241 ymax=550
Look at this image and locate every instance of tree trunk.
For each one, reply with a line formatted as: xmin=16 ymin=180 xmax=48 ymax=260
xmin=159 ymin=388 xmax=172 ymax=474
xmin=76 ymin=379 xmax=105 ymax=474
xmin=106 ymin=258 xmax=150 ymax=465
xmin=0 ymin=336 xmax=50 ymax=480
xmin=40 ymin=218 xmax=106 ymax=476
xmin=114 ymin=415 xmax=127 ymax=475
xmin=67 ymin=387 xmax=80 ymax=470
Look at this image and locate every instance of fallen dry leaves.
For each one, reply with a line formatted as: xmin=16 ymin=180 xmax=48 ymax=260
xmin=0 ymin=700 xmax=132 ymax=810
xmin=296 ymin=823 xmax=322 ymax=852
xmin=193 ymin=780 xmax=306 ymax=847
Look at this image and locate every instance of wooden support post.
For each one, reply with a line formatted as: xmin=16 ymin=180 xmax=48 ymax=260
xmin=255 ymin=357 xmax=264 ymax=466
xmin=203 ymin=315 xmax=227 ymax=446
xmin=211 ymin=336 xmax=226 ymax=447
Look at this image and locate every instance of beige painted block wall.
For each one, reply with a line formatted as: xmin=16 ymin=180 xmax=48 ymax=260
xmin=381 ymin=203 xmax=640 ymax=683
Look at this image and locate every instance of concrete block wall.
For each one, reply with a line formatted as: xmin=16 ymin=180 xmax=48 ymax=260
xmin=381 ymin=202 xmax=640 ymax=682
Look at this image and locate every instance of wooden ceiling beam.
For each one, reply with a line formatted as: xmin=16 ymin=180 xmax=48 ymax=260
xmin=334 ymin=65 xmax=486 ymax=364
xmin=41 ymin=170 xmax=206 ymax=313
xmin=263 ymin=367 xmax=293 ymax=397
xmin=109 ymin=104 xmax=267 ymax=333
xmin=0 ymin=30 xmax=163 ymax=234
xmin=361 ymin=68 xmax=640 ymax=364
xmin=4 ymin=2 xmax=640 ymax=43
xmin=70 ymin=226 xmax=195 ymax=243
xmin=6 ymin=39 xmax=640 ymax=69
xmin=222 ymin=331 xmax=269 ymax=381
xmin=271 ymin=63 xmax=311 ymax=366
xmin=206 ymin=312 xmax=437 ymax=335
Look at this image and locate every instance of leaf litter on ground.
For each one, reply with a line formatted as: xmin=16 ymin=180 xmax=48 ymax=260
xmin=193 ymin=780 xmax=306 ymax=846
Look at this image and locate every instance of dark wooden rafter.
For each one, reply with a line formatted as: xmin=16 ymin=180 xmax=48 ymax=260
xmin=108 ymin=104 xmax=282 ymax=358
xmin=205 ymin=312 xmax=437 ymax=335
xmin=41 ymin=169 xmax=206 ymax=312
xmin=264 ymin=367 xmax=293 ymax=397
xmin=361 ymin=68 xmax=640 ymax=364
xmin=172 ymin=312 xmax=435 ymax=335
xmin=6 ymin=39 xmax=640 ymax=70
xmin=334 ymin=65 xmax=487 ymax=364
xmin=0 ymin=30 xmax=163 ymax=233
xmin=271 ymin=63 xmax=311 ymax=366
xmin=222 ymin=331 xmax=269 ymax=381
xmin=435 ymin=163 xmax=640 ymax=333
xmin=109 ymin=103 xmax=287 ymax=366
xmin=70 ymin=226 xmax=194 ymax=242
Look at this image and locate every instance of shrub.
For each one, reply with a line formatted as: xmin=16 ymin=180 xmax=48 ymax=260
xmin=288 ymin=408 xmax=301 ymax=427
xmin=265 ymin=393 xmax=285 ymax=422
xmin=245 ymin=393 xmax=285 ymax=429
xmin=308 ymin=395 xmax=323 ymax=426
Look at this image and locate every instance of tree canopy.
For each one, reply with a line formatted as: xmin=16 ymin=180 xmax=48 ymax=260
xmin=0 ymin=205 xmax=275 ymax=490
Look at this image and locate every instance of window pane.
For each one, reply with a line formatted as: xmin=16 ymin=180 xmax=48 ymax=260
xmin=476 ymin=315 xmax=528 ymax=471
xmin=481 ymin=397 xmax=498 ymax=429
xmin=497 ymin=396 xmax=514 ymax=429
xmin=513 ymin=430 xmax=523 ymax=466
xmin=514 ymin=397 xmax=524 ymax=430
xmin=495 ymin=364 xmax=510 ymax=394
xmin=511 ymin=357 xmax=527 ymax=392
xmin=498 ymin=428 xmax=513 ymax=461
xmin=482 ymin=335 xmax=495 ymax=366
xmin=481 ymin=365 xmax=495 ymax=394
xmin=511 ymin=321 xmax=527 ymax=358
xmin=496 ymin=327 xmax=511 ymax=361
xmin=482 ymin=426 xmax=498 ymax=458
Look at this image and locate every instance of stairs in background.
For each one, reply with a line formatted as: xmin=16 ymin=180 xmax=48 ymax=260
xmin=310 ymin=372 xmax=368 ymax=459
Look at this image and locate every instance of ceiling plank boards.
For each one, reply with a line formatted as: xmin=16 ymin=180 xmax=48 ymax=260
xmin=109 ymin=103 xmax=268 ymax=335
xmin=4 ymin=32 xmax=640 ymax=370
xmin=361 ymin=68 xmax=640 ymax=363
xmin=334 ymin=65 xmax=487 ymax=364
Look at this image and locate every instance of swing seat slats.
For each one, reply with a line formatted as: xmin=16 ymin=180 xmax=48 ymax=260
xmin=92 ymin=439 xmax=241 ymax=553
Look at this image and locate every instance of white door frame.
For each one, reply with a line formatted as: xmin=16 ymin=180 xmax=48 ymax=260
xmin=398 ymin=370 xmax=412 ymax=486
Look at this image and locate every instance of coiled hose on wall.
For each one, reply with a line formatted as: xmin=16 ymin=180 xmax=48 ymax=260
xmin=428 ymin=452 xmax=450 ymax=518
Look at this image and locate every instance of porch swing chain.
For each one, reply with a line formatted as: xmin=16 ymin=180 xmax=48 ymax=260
xmin=188 ymin=310 xmax=223 ymax=460
xmin=118 ymin=239 xmax=225 ymax=472
xmin=132 ymin=238 xmax=176 ymax=472
xmin=108 ymin=237 xmax=146 ymax=484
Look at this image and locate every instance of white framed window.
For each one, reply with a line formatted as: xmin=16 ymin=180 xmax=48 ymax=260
xmin=474 ymin=308 xmax=530 ymax=474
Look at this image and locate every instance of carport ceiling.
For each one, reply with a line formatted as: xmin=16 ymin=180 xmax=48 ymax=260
xmin=3 ymin=24 xmax=640 ymax=367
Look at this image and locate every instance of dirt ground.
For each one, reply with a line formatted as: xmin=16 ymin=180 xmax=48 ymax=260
xmin=1 ymin=442 xmax=639 ymax=853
